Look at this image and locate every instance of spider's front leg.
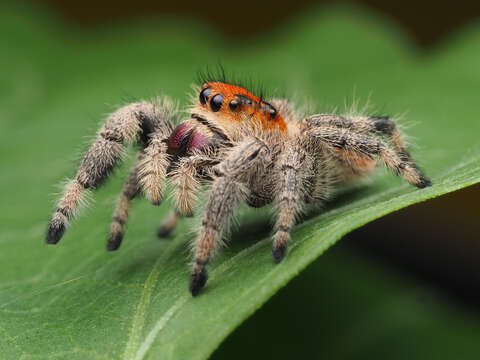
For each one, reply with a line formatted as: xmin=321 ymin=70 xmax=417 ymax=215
xmin=46 ymin=100 xmax=174 ymax=245
xmin=271 ymin=142 xmax=313 ymax=263
xmin=157 ymin=154 xmax=218 ymax=237
xmin=190 ymin=138 xmax=270 ymax=296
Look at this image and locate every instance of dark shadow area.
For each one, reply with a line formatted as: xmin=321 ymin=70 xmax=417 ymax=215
xmin=32 ymin=0 xmax=480 ymax=48
xmin=212 ymin=184 xmax=480 ymax=359
xmin=227 ymin=182 xmax=480 ymax=309
xmin=212 ymin=237 xmax=480 ymax=360
xmin=347 ymin=183 xmax=480 ymax=307
xmin=225 ymin=182 xmax=373 ymax=254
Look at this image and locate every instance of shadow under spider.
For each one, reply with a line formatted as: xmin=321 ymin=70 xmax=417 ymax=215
xmin=227 ymin=183 xmax=372 ymax=251
xmin=113 ymin=183 xmax=372 ymax=277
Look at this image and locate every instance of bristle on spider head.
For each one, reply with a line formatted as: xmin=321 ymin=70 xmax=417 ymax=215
xmin=196 ymin=65 xmax=270 ymax=102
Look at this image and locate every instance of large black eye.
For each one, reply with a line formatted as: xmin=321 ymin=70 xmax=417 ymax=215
xmin=199 ymin=88 xmax=211 ymax=105
xmin=210 ymin=94 xmax=223 ymax=112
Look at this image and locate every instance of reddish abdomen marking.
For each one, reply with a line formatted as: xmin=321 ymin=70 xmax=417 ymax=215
xmin=167 ymin=122 xmax=209 ymax=156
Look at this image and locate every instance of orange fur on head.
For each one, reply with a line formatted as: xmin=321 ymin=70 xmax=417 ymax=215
xmin=198 ymin=81 xmax=287 ymax=131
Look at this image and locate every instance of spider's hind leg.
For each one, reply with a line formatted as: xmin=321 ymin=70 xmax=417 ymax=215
xmin=365 ymin=115 xmax=431 ymax=187
xmin=304 ymin=114 xmax=432 ymax=188
xmin=369 ymin=116 xmax=428 ymax=175
xmin=305 ymin=121 xmax=431 ymax=188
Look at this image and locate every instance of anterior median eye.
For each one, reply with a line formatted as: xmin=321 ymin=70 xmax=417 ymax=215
xmin=210 ymin=94 xmax=223 ymax=112
xmin=199 ymin=88 xmax=211 ymax=105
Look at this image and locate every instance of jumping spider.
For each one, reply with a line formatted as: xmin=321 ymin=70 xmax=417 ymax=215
xmin=46 ymin=80 xmax=431 ymax=296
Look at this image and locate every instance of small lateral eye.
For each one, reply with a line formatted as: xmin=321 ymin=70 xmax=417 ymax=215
xmin=210 ymin=94 xmax=223 ymax=112
xmin=199 ymin=88 xmax=211 ymax=105
xmin=229 ymin=98 xmax=240 ymax=111
xmin=266 ymin=103 xmax=277 ymax=118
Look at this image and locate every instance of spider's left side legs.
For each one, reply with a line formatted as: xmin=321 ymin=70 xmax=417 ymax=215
xmin=46 ymin=100 xmax=174 ymax=245
xmin=190 ymin=139 xmax=270 ymax=296
xmin=107 ymin=154 xmax=142 ymax=251
xmin=156 ymin=210 xmax=181 ymax=237
xmin=157 ymin=153 xmax=217 ymax=237
xmin=137 ymin=130 xmax=172 ymax=206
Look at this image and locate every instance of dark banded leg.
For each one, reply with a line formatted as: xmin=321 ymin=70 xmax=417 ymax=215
xmin=369 ymin=116 xmax=428 ymax=179
xmin=322 ymin=113 xmax=427 ymax=172
xmin=107 ymin=154 xmax=143 ymax=250
xmin=190 ymin=138 xmax=270 ymax=296
xmin=306 ymin=126 xmax=431 ymax=188
xmin=46 ymin=101 xmax=158 ymax=245
xmin=304 ymin=114 xmax=431 ymax=187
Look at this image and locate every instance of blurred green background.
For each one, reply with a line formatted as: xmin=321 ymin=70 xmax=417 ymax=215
xmin=2 ymin=0 xmax=480 ymax=359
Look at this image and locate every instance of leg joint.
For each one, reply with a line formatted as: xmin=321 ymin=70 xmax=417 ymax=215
xmin=195 ymin=258 xmax=209 ymax=266
xmin=201 ymin=220 xmax=218 ymax=231
xmin=280 ymin=164 xmax=299 ymax=171
xmin=371 ymin=115 xmax=395 ymax=135
xmin=113 ymin=216 xmax=126 ymax=225
xmin=277 ymin=225 xmax=291 ymax=233
xmin=100 ymin=130 xmax=123 ymax=143
xmin=56 ymin=207 xmax=70 ymax=218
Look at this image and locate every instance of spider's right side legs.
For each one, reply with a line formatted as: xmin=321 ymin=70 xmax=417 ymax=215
xmin=305 ymin=124 xmax=431 ymax=188
xmin=304 ymin=114 xmax=428 ymax=176
xmin=46 ymin=101 xmax=172 ymax=245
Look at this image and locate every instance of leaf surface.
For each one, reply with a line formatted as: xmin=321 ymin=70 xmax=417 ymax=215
xmin=1 ymin=4 xmax=479 ymax=359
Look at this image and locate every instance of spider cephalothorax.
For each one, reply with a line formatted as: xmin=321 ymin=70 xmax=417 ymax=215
xmin=46 ymin=80 xmax=431 ymax=296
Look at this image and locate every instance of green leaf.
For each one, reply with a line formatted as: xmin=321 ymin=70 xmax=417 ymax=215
xmin=214 ymin=244 xmax=480 ymax=360
xmin=1 ymin=4 xmax=479 ymax=359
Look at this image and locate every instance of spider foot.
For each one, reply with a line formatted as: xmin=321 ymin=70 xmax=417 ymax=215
xmin=107 ymin=232 xmax=123 ymax=251
xmin=156 ymin=210 xmax=180 ymax=238
xmin=189 ymin=266 xmax=208 ymax=296
xmin=272 ymin=243 xmax=287 ymax=263
xmin=416 ymin=173 xmax=432 ymax=189
xmin=46 ymin=216 xmax=66 ymax=244
xmin=156 ymin=225 xmax=173 ymax=238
